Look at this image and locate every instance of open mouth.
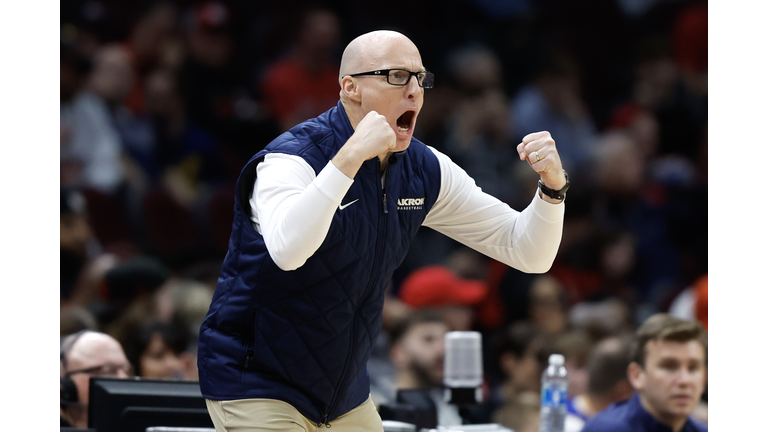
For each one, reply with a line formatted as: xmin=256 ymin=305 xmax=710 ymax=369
xmin=397 ymin=110 xmax=415 ymax=133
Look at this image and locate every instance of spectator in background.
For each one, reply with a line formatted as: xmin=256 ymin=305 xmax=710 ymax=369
xmin=605 ymin=103 xmax=660 ymax=162
xmin=608 ymin=45 xmax=706 ymax=292
xmin=551 ymin=329 xmax=593 ymax=399
xmin=97 ymin=255 xmax=171 ymax=331
xmin=568 ymin=298 xmax=634 ymax=343
xmin=491 ymin=323 xmax=554 ymax=432
xmin=179 ymin=0 xmax=236 ymax=127
xmin=581 ymin=314 xmax=707 ymax=432
xmin=595 ymin=228 xmax=639 ymax=304
xmin=127 ymin=67 xmax=223 ymax=207
xmin=527 ymin=274 xmax=570 ymax=335
xmin=398 ymin=265 xmax=490 ymax=332
xmin=260 ymin=7 xmax=343 ymax=131
xmin=508 ymin=49 xmax=598 ymax=176
xmin=61 ymin=188 xmax=97 ymax=302
xmin=591 ymin=131 xmax=680 ymax=308
xmin=102 ymin=265 xmax=177 ymax=333
xmin=60 ymin=188 xmax=120 ymax=307
xmin=567 ymin=335 xmax=634 ymax=430
xmin=153 ymin=277 xmax=217 ymax=380
xmin=478 ymin=266 xmax=571 ymax=336
xmin=153 ymin=278 xmax=217 ymax=338
xmin=388 ymin=310 xmax=447 ymax=394
xmin=177 ymin=1 xmax=277 ymax=177
xmin=385 ymin=309 xmax=464 ymax=426
xmin=121 ymin=320 xmax=194 ymax=380
xmin=101 ymin=274 xmax=213 ymax=380
xmin=61 ymin=43 xmax=130 ymax=194
xmin=60 ymin=44 xmax=91 ymax=190
xmin=440 ymin=44 xmax=524 ymax=207
xmin=123 ymin=2 xmax=185 ymax=114
xmin=60 ymin=330 xmax=133 ymax=429
xmin=628 ymin=35 xmax=705 ymax=162
xmin=367 ymin=285 xmax=408 ymax=411
xmin=593 ymin=131 xmax=645 ymax=198
xmin=488 ymin=321 xmax=543 ymax=408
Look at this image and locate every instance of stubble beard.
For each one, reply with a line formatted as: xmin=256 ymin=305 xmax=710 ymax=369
xmin=410 ymin=358 xmax=443 ymax=389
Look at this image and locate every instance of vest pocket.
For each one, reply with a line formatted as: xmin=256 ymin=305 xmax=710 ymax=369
xmin=243 ymin=302 xmax=260 ymax=370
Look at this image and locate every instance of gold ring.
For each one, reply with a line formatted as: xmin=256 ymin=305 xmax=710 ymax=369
xmin=534 ymin=151 xmax=541 ymax=162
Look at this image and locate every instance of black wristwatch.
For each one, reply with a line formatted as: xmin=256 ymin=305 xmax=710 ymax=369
xmin=538 ymin=170 xmax=570 ymax=200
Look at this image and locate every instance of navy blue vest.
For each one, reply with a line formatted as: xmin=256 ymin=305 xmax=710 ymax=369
xmin=198 ymin=101 xmax=442 ymax=424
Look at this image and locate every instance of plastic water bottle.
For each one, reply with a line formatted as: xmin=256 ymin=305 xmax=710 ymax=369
xmin=538 ymin=353 xmax=568 ymax=432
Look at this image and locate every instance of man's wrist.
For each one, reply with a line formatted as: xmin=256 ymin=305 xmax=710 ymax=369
xmin=540 ymin=170 xmax=568 ymax=191
xmin=538 ymin=170 xmax=570 ymax=201
xmin=332 ymin=142 xmax=366 ymax=179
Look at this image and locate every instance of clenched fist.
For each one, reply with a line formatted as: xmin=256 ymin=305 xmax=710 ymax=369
xmin=333 ymin=110 xmax=397 ymax=178
xmin=517 ymin=131 xmax=567 ymax=198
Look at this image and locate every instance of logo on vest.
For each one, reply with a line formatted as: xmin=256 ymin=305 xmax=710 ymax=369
xmin=339 ymin=199 xmax=359 ymax=211
xmin=397 ymin=197 xmax=425 ymax=211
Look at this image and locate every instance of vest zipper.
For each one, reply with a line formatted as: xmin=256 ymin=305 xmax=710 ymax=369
xmin=322 ymin=160 xmax=390 ymax=426
xmin=382 ymin=162 xmax=389 ymax=213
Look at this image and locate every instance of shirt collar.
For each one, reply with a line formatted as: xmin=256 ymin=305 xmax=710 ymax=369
xmin=330 ymin=100 xmax=355 ymax=144
xmin=629 ymin=392 xmax=700 ymax=432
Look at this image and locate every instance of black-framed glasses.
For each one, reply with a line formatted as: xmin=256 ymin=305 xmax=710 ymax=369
xmin=347 ymin=69 xmax=434 ymax=88
xmin=65 ymin=362 xmax=134 ymax=378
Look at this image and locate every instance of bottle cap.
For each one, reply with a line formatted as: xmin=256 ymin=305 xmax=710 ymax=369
xmin=549 ymin=353 xmax=565 ymax=366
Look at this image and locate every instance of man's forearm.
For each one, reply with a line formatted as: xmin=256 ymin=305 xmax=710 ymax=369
xmin=424 ymin=147 xmax=564 ymax=273
xmin=252 ymin=155 xmax=353 ymax=270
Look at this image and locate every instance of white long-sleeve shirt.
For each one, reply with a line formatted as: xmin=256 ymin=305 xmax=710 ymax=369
xmin=250 ymin=146 xmax=564 ymax=273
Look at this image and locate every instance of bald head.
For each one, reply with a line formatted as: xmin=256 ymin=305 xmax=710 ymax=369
xmin=337 ymin=30 xmax=426 ymax=154
xmin=339 ymin=30 xmax=420 ymax=83
xmin=65 ymin=332 xmax=126 ymax=368
xmin=62 ymin=331 xmax=131 ymax=405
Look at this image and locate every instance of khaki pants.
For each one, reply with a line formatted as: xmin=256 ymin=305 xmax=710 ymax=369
xmin=205 ymin=395 xmax=384 ymax=432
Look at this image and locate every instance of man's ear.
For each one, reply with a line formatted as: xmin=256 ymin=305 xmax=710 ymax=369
xmin=341 ymin=76 xmax=361 ymax=103
xmin=611 ymin=378 xmax=635 ymax=401
xmin=627 ymin=362 xmax=644 ymax=391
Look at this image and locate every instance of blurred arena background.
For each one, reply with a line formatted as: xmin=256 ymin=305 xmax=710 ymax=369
xmin=54 ymin=0 xmax=716 ymax=430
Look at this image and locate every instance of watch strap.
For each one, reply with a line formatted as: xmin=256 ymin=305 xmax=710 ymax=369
xmin=538 ymin=170 xmax=570 ymax=200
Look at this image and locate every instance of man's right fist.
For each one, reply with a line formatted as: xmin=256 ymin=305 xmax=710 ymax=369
xmin=332 ymin=110 xmax=397 ymax=179
xmin=347 ymin=110 xmax=397 ymax=162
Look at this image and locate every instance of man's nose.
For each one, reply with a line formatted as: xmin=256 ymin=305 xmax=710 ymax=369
xmin=405 ymin=74 xmax=422 ymax=98
xmin=678 ymin=368 xmax=697 ymax=386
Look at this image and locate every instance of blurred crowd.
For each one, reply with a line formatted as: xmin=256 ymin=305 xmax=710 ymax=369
xmin=60 ymin=0 xmax=707 ymax=430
